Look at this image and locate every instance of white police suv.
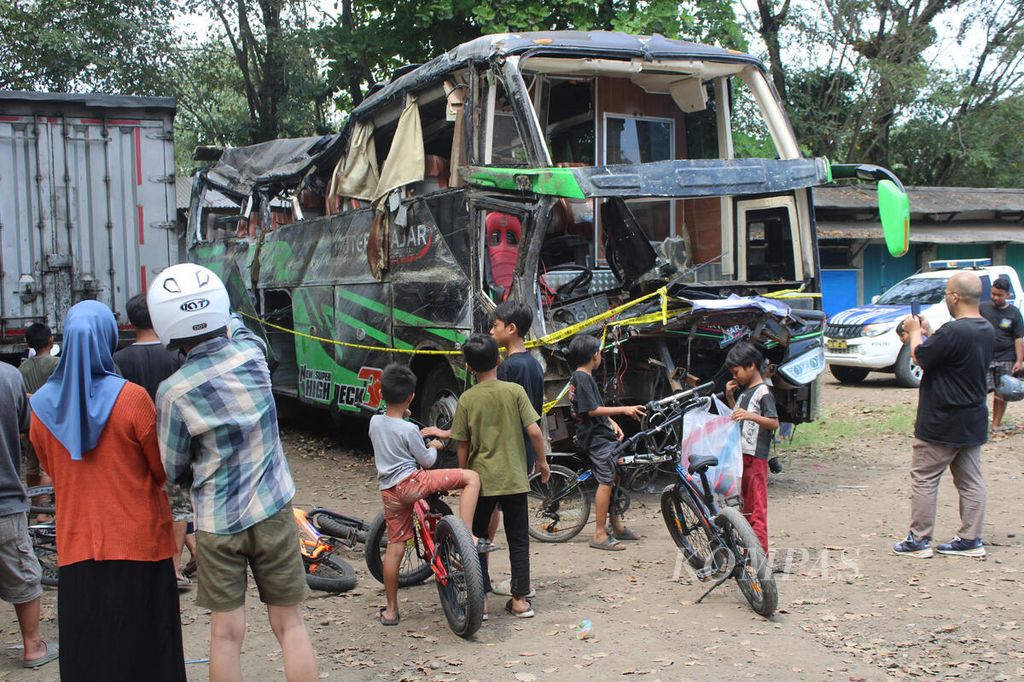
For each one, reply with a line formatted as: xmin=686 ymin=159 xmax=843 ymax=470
xmin=825 ymin=259 xmax=1022 ymax=387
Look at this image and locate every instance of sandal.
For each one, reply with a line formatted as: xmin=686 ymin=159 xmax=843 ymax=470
xmin=504 ymin=599 xmax=534 ymax=619
xmin=476 ymin=538 xmax=499 ymax=554
xmin=379 ymin=607 xmax=400 ymax=626
xmin=589 ymin=537 xmax=626 ymax=551
xmin=605 ymin=525 xmax=640 ymax=541
xmin=23 ymin=640 xmax=59 ymax=669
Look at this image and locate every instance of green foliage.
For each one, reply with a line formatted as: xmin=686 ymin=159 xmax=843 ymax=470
xmin=8 ymin=0 xmax=1020 ymax=187
xmin=0 ymin=0 xmax=179 ymax=93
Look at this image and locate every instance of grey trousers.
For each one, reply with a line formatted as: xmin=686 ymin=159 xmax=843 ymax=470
xmin=909 ymin=438 xmax=986 ymax=541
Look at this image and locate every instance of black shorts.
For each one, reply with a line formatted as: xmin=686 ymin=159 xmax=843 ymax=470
xmin=586 ymin=439 xmax=619 ymax=485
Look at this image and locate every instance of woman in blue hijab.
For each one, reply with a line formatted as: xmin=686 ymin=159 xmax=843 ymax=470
xmin=30 ymin=301 xmax=185 ymax=682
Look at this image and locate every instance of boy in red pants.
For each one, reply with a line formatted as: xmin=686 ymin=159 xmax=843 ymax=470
xmin=724 ymin=342 xmax=779 ymax=553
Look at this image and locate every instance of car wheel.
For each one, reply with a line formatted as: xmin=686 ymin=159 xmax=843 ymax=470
xmin=894 ymin=344 xmax=922 ymax=388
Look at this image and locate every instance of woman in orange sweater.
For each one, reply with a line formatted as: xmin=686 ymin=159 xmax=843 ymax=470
xmin=29 ymin=300 xmax=185 ymax=681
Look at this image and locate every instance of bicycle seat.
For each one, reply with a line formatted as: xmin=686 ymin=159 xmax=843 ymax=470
xmin=687 ymin=453 xmax=719 ymax=475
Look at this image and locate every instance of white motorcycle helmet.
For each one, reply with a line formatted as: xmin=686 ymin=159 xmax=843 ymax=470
xmin=148 ymin=263 xmax=230 ymax=350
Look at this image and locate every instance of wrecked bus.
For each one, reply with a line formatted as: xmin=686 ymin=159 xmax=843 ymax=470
xmin=187 ymin=31 xmax=910 ymax=442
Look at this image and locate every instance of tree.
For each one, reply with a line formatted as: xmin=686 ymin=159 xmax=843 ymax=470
xmin=0 ymin=0 xmax=179 ymax=93
xmin=316 ymin=0 xmax=746 ymax=110
xmin=821 ymin=0 xmax=967 ymax=165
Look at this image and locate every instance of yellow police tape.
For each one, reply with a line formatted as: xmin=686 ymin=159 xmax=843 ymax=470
xmin=239 ymin=285 xmax=676 ymax=357
xmin=240 ymin=284 xmax=822 ymax=412
xmin=241 ymin=284 xmax=820 ymax=356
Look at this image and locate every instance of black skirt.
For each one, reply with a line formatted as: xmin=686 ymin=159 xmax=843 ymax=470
xmin=57 ymin=558 xmax=186 ymax=682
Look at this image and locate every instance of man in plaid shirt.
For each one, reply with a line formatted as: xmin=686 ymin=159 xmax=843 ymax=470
xmin=151 ymin=263 xmax=317 ymax=681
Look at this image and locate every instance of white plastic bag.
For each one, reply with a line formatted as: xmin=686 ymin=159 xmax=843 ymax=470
xmin=680 ymin=396 xmax=743 ymax=496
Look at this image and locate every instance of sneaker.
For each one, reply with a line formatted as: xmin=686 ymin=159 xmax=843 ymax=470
xmin=936 ymin=536 xmax=985 ymax=557
xmin=492 ymin=578 xmax=536 ymax=598
xmin=892 ymin=532 xmax=933 ymax=558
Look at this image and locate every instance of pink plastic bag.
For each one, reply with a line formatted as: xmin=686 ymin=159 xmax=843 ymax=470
xmin=680 ymin=396 xmax=743 ymax=496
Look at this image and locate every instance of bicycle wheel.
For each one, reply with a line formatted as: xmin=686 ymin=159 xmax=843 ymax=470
xmin=526 ymin=464 xmax=591 ymax=542
xmin=26 ymin=485 xmax=55 ymax=517
xmin=433 ymin=516 xmax=484 ymax=638
xmin=660 ymin=484 xmax=715 ymax=570
xmin=304 ymin=553 xmax=358 ymax=593
xmin=623 ymin=464 xmax=657 ymax=493
xmin=312 ymin=512 xmax=368 ymax=544
xmin=32 ymin=540 xmax=59 ymax=587
xmin=717 ymin=506 xmax=778 ymax=618
xmin=364 ymin=512 xmax=433 ymax=587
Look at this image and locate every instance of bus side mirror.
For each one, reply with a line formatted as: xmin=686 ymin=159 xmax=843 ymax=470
xmin=878 ymin=180 xmax=910 ymax=258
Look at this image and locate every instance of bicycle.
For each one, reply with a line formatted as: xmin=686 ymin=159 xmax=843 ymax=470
xmin=293 ymin=508 xmax=358 ymax=593
xmin=27 ymin=485 xmax=58 ymax=587
xmin=526 ymin=383 xmax=699 ymax=543
xmin=364 ymin=491 xmax=484 ymax=638
xmin=525 ymin=452 xmax=668 ymax=542
xmin=307 ymin=508 xmax=371 ymax=548
xmin=613 ymin=383 xmax=778 ymax=617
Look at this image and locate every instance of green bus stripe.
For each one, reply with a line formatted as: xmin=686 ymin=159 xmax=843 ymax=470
xmin=336 ymin=288 xmax=467 ymax=344
xmin=334 ymin=310 xmax=413 ymax=350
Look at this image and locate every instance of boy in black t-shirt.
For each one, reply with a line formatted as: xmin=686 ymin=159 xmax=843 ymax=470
xmin=492 ymin=301 xmax=545 ymax=473
xmin=489 ymin=301 xmax=545 ymax=596
xmin=567 ymin=334 xmax=646 ymax=551
xmin=724 ymin=342 xmax=779 ymax=554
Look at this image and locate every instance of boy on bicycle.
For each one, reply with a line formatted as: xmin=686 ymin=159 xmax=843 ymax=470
xmin=566 ymin=334 xmax=646 ymax=551
xmin=370 ymin=364 xmax=482 ymax=626
xmin=450 ymin=334 xmax=549 ymax=618
xmin=724 ymin=342 xmax=779 ymax=553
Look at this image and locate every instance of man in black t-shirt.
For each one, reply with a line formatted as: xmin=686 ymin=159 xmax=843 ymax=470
xmin=113 ymin=294 xmax=192 ymax=589
xmin=979 ymin=277 xmax=1024 ymax=431
xmin=114 ymin=295 xmax=182 ymax=401
xmin=893 ymin=272 xmax=994 ymax=559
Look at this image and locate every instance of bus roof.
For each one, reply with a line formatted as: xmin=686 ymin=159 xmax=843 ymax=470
xmin=351 ymin=31 xmax=764 ymax=120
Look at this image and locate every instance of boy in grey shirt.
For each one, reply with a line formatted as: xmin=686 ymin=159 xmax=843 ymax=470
xmin=369 ymin=364 xmax=481 ymax=626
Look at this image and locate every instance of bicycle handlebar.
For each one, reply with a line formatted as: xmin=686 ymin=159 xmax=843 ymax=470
xmin=646 ymin=381 xmax=716 ymax=412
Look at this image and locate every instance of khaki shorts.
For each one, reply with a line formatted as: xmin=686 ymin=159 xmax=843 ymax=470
xmin=0 ymin=513 xmax=43 ymax=605
xmin=195 ymin=504 xmax=307 ymax=612
xmin=165 ymin=483 xmax=193 ymax=523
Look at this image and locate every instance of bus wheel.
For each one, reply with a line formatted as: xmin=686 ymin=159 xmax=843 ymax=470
xmin=420 ymin=365 xmax=459 ymax=445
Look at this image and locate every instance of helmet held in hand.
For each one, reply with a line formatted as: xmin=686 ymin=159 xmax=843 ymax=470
xmin=147 ymin=263 xmax=230 ymax=350
xmin=996 ymin=374 xmax=1024 ymax=402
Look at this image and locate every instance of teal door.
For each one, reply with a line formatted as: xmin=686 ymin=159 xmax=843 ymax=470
xmin=935 ymin=244 xmax=991 ymax=261
xmin=862 ymin=243 xmax=919 ymax=303
xmin=1006 ymin=244 xmax=1024 ymax=278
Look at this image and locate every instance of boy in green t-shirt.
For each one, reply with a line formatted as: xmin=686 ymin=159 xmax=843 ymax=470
xmin=450 ymin=334 xmax=549 ymax=619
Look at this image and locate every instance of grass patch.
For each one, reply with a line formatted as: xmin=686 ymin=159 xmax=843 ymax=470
xmin=781 ymin=403 xmax=915 ymax=451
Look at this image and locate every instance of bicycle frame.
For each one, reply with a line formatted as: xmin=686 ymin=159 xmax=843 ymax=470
xmin=672 ymin=463 xmax=719 ymax=534
xmin=293 ymin=508 xmax=333 ymax=563
xmin=410 ymin=497 xmax=451 ymax=585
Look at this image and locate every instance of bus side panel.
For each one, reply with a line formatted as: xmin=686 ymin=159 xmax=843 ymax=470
xmin=389 ymin=193 xmax=473 ymax=338
xmin=291 ymin=283 xmax=391 ymax=415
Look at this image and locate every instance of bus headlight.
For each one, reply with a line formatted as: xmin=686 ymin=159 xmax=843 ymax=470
xmin=778 ymin=347 xmax=826 ymax=385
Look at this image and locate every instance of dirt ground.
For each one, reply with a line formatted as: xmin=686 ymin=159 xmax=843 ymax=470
xmin=3 ymin=375 xmax=1022 ymax=681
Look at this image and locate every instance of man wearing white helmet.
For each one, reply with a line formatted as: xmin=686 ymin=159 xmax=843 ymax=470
xmin=149 ymin=263 xmax=317 ymax=681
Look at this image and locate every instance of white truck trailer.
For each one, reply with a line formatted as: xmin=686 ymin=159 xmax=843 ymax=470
xmin=0 ymin=91 xmax=178 ymax=359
